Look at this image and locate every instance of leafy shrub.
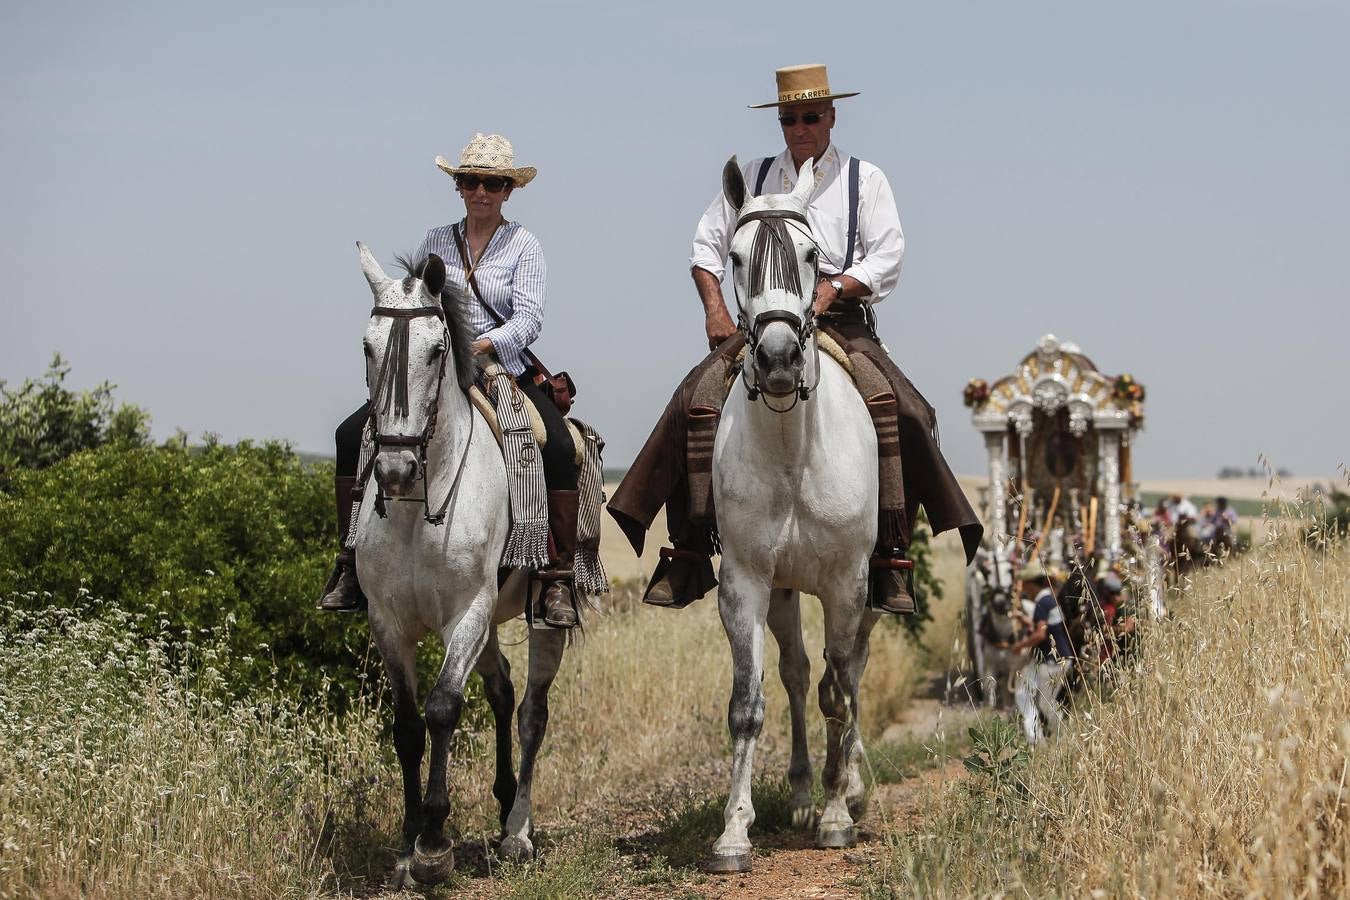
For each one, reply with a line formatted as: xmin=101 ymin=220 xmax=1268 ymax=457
xmin=0 ymin=438 xmax=373 ymax=700
xmin=0 ymin=354 xmax=150 ymax=483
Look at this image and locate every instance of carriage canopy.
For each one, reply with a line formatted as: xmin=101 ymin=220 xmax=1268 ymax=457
xmin=964 ymin=334 xmax=1145 ymax=562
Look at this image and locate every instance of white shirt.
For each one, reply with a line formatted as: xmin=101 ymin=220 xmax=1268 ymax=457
xmin=689 ymin=143 xmax=905 ymax=302
xmin=416 ymin=221 xmax=546 ymax=377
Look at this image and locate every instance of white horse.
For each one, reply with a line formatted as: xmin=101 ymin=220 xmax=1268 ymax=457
xmin=966 ymin=538 xmax=1019 ymax=708
xmin=351 ymin=244 xmax=565 ymax=887
xmin=705 ymin=158 xmax=882 ymax=873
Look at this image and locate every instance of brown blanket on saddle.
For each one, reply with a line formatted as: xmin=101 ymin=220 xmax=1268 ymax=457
xmin=609 ymin=314 xmax=982 ymax=565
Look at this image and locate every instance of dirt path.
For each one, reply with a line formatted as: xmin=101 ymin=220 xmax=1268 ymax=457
xmin=684 ymin=762 xmax=967 ymax=900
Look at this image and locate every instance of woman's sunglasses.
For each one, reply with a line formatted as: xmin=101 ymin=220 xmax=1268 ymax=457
xmin=779 ymin=112 xmax=825 ymax=127
xmin=455 ymin=174 xmax=511 ymax=193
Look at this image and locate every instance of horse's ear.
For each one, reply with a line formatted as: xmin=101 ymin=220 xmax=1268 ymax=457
xmin=722 ymin=156 xmax=746 ymax=212
xmin=787 ymin=157 xmax=814 ymax=207
xmin=356 ymin=241 xmax=389 ymax=291
xmin=422 ymin=254 xmax=447 ymax=297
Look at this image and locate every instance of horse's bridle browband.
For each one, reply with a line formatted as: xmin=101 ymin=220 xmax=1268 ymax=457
xmin=364 ymin=303 xmax=470 ymax=525
xmin=731 ymin=208 xmax=820 ymax=411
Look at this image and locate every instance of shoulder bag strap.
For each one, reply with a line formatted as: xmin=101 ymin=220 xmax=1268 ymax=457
xmin=843 ymin=156 xmax=861 ymax=272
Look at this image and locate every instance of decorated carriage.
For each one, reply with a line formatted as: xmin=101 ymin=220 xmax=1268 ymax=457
xmin=961 ymin=334 xmax=1163 ymax=705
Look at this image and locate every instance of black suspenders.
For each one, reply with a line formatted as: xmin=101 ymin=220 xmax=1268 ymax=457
xmin=750 ymin=155 xmax=861 ymax=272
xmin=842 ymin=156 xmax=860 ymax=271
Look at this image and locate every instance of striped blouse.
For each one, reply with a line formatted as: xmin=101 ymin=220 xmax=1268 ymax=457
xmin=417 ymin=220 xmax=547 ymax=376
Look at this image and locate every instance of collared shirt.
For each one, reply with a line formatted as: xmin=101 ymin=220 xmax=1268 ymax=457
xmin=417 ymin=220 xmax=546 ymax=376
xmin=689 ymin=143 xmax=905 ymax=302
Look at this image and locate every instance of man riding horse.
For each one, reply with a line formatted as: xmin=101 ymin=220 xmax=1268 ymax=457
xmin=609 ymin=64 xmax=980 ymax=614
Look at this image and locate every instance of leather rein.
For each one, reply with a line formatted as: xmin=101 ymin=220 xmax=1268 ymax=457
xmin=363 ymin=303 xmax=473 ymax=526
xmin=731 ymin=208 xmax=822 ymax=412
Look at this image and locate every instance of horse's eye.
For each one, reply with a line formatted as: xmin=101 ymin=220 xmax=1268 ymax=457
xmin=805 ymin=248 xmax=818 ymax=264
xmin=362 ymin=341 xmax=374 ymax=359
xmin=729 ymin=251 xmax=742 ymax=268
xmin=429 ymin=344 xmax=445 ymax=360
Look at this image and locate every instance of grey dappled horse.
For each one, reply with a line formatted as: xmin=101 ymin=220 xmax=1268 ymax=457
xmin=351 ymin=244 xmax=565 ymax=887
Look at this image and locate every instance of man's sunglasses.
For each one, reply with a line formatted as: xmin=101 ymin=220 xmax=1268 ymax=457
xmin=779 ymin=112 xmax=826 ymax=127
xmin=455 ymin=174 xmax=511 ymax=193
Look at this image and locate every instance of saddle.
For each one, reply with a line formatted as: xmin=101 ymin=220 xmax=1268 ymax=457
xmin=686 ymin=326 xmax=903 ymax=537
xmin=466 ymin=363 xmax=586 ymax=466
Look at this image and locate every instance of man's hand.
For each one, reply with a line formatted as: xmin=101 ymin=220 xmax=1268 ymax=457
xmin=813 ymin=278 xmax=840 ymax=316
xmin=705 ymin=305 xmax=738 ymax=350
xmin=471 ymin=338 xmax=493 ymax=355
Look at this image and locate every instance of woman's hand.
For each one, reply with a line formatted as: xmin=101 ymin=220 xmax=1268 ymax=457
xmin=471 ymin=338 xmax=493 ymax=355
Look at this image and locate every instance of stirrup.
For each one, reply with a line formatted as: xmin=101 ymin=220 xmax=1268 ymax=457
xmin=642 ymin=547 xmax=717 ymax=610
xmin=868 ymin=556 xmax=915 ymax=615
xmin=529 ymin=574 xmax=577 ymax=630
xmin=316 ymin=563 xmax=366 ymax=612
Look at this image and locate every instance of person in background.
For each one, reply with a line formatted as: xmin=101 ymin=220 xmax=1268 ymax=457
xmin=1009 ymin=561 xmax=1074 ymax=744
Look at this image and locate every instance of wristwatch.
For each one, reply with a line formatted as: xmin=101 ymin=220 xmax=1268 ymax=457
xmin=829 ymin=278 xmax=844 ymax=298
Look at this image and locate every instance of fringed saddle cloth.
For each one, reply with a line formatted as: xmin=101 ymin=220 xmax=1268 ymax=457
xmin=350 ymin=363 xmax=609 ymax=601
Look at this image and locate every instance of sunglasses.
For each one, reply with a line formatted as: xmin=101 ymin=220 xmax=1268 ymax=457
xmin=455 ymin=174 xmax=511 ymax=193
xmin=779 ymin=112 xmax=826 ymax=127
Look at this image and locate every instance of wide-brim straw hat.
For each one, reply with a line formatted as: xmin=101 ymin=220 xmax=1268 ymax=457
xmin=435 ymin=133 xmax=536 ymax=187
xmin=749 ymin=64 xmax=860 ymax=109
xmin=1019 ymin=561 xmax=1051 ymax=583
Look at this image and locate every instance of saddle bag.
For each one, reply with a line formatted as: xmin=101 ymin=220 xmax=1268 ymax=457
xmin=452 ymin=225 xmax=578 ymax=415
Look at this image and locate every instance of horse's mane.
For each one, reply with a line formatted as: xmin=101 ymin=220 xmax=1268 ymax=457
xmin=394 ymin=253 xmax=479 ymax=390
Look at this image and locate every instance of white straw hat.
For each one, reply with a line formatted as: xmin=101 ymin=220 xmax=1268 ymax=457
xmin=435 ymin=133 xmax=537 ymax=187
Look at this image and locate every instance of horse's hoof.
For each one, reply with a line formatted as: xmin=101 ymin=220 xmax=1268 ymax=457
xmin=498 ymin=834 xmax=534 ymax=863
xmin=846 ymin=791 xmax=870 ymax=820
xmin=791 ymin=803 xmax=817 ymax=830
xmin=815 ymin=824 xmax=856 ymax=849
xmin=410 ymin=838 xmax=454 ymax=884
xmin=702 ymin=852 xmax=753 ymax=875
xmin=388 ymin=858 xmax=417 ymax=891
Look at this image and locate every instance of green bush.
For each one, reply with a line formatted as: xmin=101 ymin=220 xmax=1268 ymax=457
xmin=0 ymin=439 xmax=375 ymax=700
xmin=0 ymin=354 xmax=150 ymax=483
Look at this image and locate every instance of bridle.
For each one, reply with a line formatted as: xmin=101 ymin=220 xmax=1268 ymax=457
xmin=731 ymin=208 xmax=822 ymax=412
xmin=363 ymin=303 xmax=473 ymax=525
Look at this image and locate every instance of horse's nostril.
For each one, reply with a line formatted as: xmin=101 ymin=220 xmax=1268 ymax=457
xmin=787 ymin=344 xmax=803 ymax=367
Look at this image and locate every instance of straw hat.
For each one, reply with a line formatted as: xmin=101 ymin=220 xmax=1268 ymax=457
xmin=435 ymin=133 xmax=536 ymax=187
xmin=1018 ymin=561 xmax=1051 ymax=583
xmin=749 ymin=64 xmax=860 ymax=109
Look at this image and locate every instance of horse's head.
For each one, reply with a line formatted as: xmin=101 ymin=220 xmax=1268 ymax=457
xmin=722 ymin=156 xmax=819 ymax=401
xmin=357 ymin=242 xmax=451 ymax=497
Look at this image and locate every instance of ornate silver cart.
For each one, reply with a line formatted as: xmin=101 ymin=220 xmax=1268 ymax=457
xmin=961 ymin=334 xmax=1162 ymax=703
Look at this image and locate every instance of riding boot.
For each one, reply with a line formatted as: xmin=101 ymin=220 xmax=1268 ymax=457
xmin=536 ymin=489 xmax=580 ymax=629
xmin=643 ymin=527 xmax=718 ymax=609
xmin=317 ymin=475 xmax=367 ymax=612
xmin=869 ymin=548 xmax=916 ymax=615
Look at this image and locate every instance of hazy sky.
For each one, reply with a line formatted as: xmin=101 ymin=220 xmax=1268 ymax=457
xmin=3 ymin=0 xmax=1346 ymax=479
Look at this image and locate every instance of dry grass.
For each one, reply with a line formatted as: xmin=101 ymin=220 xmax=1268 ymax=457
xmin=0 ymin=598 xmax=402 ymax=899
xmin=448 ymin=578 xmax=930 ymax=831
xmin=876 ymin=520 xmax=1350 ymax=897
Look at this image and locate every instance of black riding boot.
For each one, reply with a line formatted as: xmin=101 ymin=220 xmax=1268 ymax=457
xmin=316 ymin=475 xmax=367 ymax=612
xmin=535 ymin=490 xmax=580 ymax=629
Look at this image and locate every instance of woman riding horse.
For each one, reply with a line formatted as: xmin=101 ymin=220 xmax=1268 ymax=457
xmin=319 ymin=133 xmax=581 ymax=628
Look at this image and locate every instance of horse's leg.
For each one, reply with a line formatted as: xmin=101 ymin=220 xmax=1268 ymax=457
xmin=499 ymin=624 xmax=566 ymax=862
xmin=370 ymin=627 xmax=423 ymax=890
xmin=706 ymin=563 xmax=770 ymax=874
xmin=473 ymin=626 xmax=517 ymax=838
xmin=766 ymin=588 xmax=814 ymax=829
xmin=841 ymin=610 xmax=879 ymax=820
xmin=410 ymin=592 xmax=494 ymax=884
xmin=815 ymin=585 xmax=867 ymax=849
